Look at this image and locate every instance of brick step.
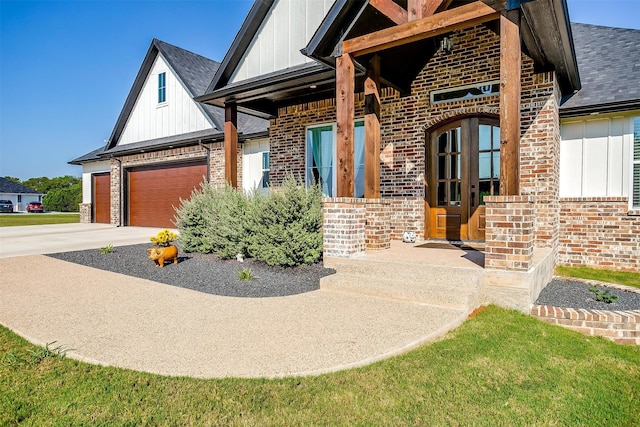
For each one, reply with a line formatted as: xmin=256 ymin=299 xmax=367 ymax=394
xmin=321 ymin=258 xmax=484 ymax=311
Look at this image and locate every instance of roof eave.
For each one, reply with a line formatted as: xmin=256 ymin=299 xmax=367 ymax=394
xmin=560 ymin=99 xmax=640 ymax=118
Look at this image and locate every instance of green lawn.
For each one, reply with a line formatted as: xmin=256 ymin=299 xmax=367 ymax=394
xmin=557 ymin=265 xmax=640 ymax=289
xmin=1 ymin=306 xmax=638 ymax=426
xmin=0 ymin=213 xmax=79 ymax=227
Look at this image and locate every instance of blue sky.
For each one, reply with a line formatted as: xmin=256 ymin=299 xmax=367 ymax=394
xmin=1 ymin=0 xmax=638 ymax=181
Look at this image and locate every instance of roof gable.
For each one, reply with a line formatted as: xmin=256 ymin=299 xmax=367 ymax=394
xmin=208 ymin=0 xmax=336 ymax=92
xmin=107 ymin=39 xmax=223 ymax=149
xmin=117 ymin=54 xmax=215 ymax=146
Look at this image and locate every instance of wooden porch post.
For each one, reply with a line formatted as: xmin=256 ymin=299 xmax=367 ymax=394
xmin=336 ymin=53 xmax=355 ymax=197
xmin=224 ymin=103 xmax=238 ymax=188
xmin=499 ymin=9 xmax=521 ymax=196
xmin=364 ymin=54 xmax=381 ymax=199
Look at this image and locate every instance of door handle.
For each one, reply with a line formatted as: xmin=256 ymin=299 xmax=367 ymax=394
xmin=471 ymin=191 xmax=475 ymax=207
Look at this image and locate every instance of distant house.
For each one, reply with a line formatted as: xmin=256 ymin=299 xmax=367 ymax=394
xmin=70 ymin=39 xmax=268 ymax=228
xmin=0 ymin=177 xmax=43 ymax=212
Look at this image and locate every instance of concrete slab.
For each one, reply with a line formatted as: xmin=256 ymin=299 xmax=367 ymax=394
xmin=0 ymin=255 xmax=468 ymax=379
xmin=0 ymin=223 xmax=162 ymax=258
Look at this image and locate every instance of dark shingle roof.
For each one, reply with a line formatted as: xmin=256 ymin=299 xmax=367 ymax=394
xmin=561 ymin=23 xmax=640 ymax=115
xmin=0 ymin=177 xmax=42 ymax=195
xmin=69 ymin=146 xmax=108 ymax=165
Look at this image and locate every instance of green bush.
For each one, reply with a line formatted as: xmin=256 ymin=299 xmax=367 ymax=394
xmin=174 ymin=177 xmax=323 ymax=267
xmin=42 ymin=183 xmax=81 ymax=212
xmin=174 ymin=183 xmax=247 ymax=259
xmin=174 ymin=182 xmax=217 ymax=253
xmin=245 ymin=177 xmax=323 ymax=267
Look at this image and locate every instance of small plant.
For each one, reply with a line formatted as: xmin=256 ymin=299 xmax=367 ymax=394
xmin=237 ymin=268 xmax=257 ymax=281
xmin=589 ymin=286 xmax=619 ymax=304
xmin=150 ymin=229 xmax=178 ymax=247
xmin=99 ymin=244 xmax=114 ymax=254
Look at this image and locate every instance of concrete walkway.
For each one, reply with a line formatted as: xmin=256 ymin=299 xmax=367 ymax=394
xmin=0 ymin=224 xmax=468 ymax=378
xmin=0 ymin=254 xmax=467 ymax=378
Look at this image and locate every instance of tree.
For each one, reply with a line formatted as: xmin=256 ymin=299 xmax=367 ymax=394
xmin=3 ymin=176 xmax=21 ymax=184
xmin=6 ymin=175 xmax=82 ymax=212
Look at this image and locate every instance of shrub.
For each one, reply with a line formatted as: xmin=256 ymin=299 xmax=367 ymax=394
xmin=175 ymin=177 xmax=323 ymax=267
xmin=174 ymin=182 xmax=217 ymax=253
xmin=174 ymin=182 xmax=247 ymax=259
xmin=244 ymin=176 xmax=323 ymax=267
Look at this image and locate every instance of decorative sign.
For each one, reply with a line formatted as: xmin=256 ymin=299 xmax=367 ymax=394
xmin=430 ymin=80 xmax=500 ymax=104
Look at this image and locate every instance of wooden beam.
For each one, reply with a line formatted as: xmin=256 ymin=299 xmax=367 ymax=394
xmin=408 ymin=0 xmax=425 ymax=21
xmin=224 ymin=103 xmax=238 ymax=188
xmin=499 ymin=9 xmax=521 ymax=196
xmin=364 ymin=55 xmax=381 ymax=199
xmin=423 ymin=0 xmax=453 ymax=16
xmin=336 ymin=54 xmax=355 ymax=198
xmin=343 ymin=1 xmax=500 ymax=57
xmin=370 ymin=0 xmax=408 ymax=25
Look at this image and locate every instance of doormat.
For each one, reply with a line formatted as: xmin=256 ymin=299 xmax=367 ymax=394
xmin=416 ymin=241 xmax=484 ymax=251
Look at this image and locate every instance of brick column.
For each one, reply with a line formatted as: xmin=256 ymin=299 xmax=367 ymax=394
xmin=110 ymin=159 xmax=122 ymax=226
xmin=79 ymin=203 xmax=91 ymax=223
xmin=323 ymin=198 xmax=366 ymax=258
xmin=484 ymin=196 xmax=535 ymax=271
xmin=365 ymin=198 xmax=391 ymax=250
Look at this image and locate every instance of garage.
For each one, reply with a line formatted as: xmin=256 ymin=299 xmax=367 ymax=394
xmin=127 ymin=161 xmax=207 ymax=228
xmin=92 ymin=173 xmax=111 ymax=224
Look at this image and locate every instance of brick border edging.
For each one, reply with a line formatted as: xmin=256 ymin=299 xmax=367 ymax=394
xmin=530 ymin=277 xmax=640 ymax=345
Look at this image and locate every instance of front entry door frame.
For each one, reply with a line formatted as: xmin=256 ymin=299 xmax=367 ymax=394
xmin=426 ymin=115 xmax=500 ymax=241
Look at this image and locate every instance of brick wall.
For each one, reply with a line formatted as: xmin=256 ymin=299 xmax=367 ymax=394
xmin=531 ymin=304 xmax=640 ymax=345
xmin=270 ymin=24 xmax=559 ymax=245
xmin=484 ymin=196 xmax=535 ymax=271
xmin=558 ymin=198 xmax=640 ymax=272
xmin=322 ymin=198 xmax=366 ymax=258
xmin=520 ymin=72 xmax=561 ymax=251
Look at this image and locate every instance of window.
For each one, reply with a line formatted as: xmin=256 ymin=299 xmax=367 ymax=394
xmin=158 ymin=72 xmax=166 ymax=103
xmin=262 ymin=152 xmax=270 ymax=189
xmin=306 ymin=121 xmax=364 ymax=197
xmin=633 ymin=117 xmax=640 ymax=208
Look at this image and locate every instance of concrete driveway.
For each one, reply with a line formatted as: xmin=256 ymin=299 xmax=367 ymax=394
xmin=0 ymin=223 xmax=159 ymax=258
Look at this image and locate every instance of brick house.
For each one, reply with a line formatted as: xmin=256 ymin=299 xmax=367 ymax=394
xmin=194 ymin=0 xmax=638 ymax=307
xmin=71 ymin=39 xmax=268 ymax=228
xmin=73 ymin=1 xmax=638 ymax=308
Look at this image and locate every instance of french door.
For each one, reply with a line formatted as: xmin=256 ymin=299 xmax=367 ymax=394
xmin=426 ymin=117 xmax=500 ymax=241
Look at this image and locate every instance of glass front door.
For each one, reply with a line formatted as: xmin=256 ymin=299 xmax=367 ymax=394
xmin=427 ymin=118 xmax=500 ymax=241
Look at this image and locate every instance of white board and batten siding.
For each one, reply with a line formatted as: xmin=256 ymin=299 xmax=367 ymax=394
xmin=118 ymin=55 xmax=214 ymax=146
xmin=243 ymin=139 xmax=270 ymax=194
xmin=560 ymin=114 xmax=635 ymax=201
xmin=81 ymin=160 xmax=111 ymax=204
xmin=229 ymin=0 xmax=336 ymax=84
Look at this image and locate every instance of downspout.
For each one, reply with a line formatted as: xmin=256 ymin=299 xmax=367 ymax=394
xmin=198 ymin=140 xmax=211 ymax=182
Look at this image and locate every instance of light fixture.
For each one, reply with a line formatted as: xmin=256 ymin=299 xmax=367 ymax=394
xmin=440 ymin=35 xmax=454 ymax=53
xmin=309 ymin=84 xmax=317 ymax=89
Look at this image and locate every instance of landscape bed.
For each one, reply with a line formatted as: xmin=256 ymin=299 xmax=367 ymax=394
xmin=48 ymin=243 xmax=334 ymax=298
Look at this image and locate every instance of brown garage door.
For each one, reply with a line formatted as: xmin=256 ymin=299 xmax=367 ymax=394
xmin=127 ymin=162 xmax=207 ymax=228
xmin=93 ymin=173 xmax=111 ymax=224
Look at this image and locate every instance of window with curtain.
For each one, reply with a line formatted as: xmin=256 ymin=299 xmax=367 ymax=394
xmin=633 ymin=117 xmax=640 ymax=208
xmin=158 ymin=72 xmax=166 ymax=103
xmin=306 ymin=121 xmax=365 ymax=197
